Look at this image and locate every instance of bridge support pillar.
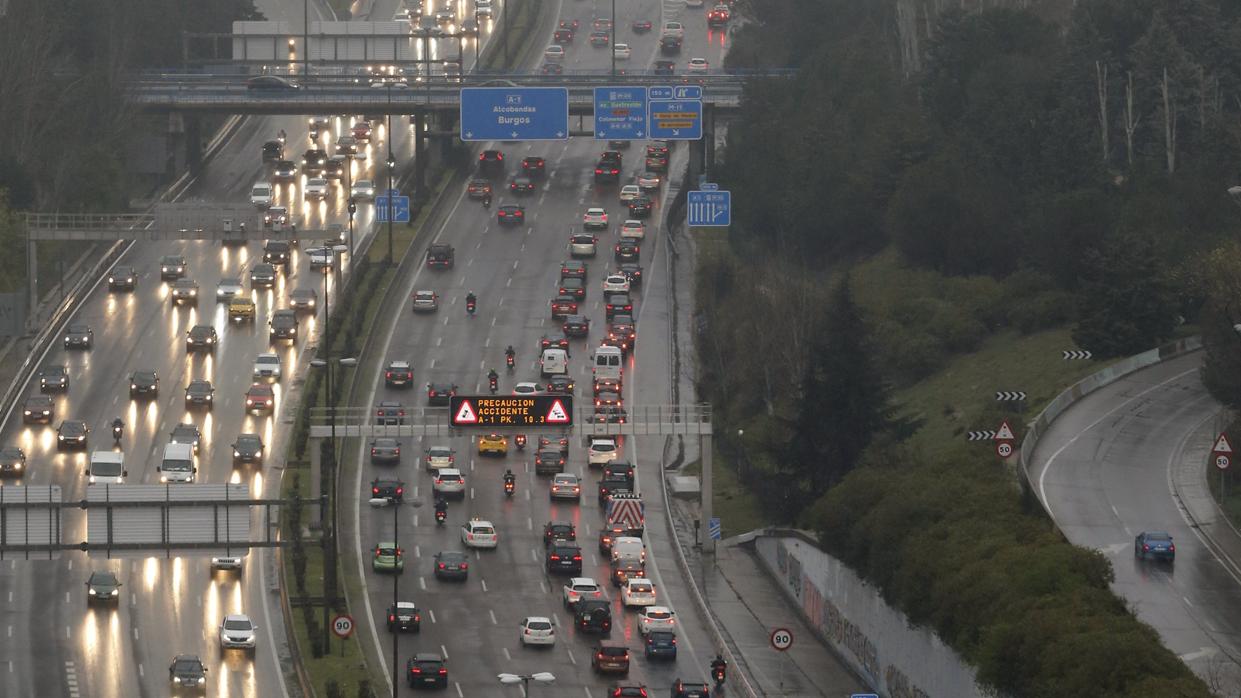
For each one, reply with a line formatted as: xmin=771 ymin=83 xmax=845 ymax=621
xmin=704 ymin=106 xmax=716 ymax=178
xmin=309 ymin=437 xmax=323 ymax=529
xmin=413 ymin=111 xmax=427 ymax=202
xmin=687 ymin=138 xmax=705 ymax=190
xmin=185 ymin=115 xmax=203 ymax=174
xmin=701 ymin=432 xmax=714 ymax=555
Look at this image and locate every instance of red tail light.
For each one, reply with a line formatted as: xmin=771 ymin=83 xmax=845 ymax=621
xmin=376 ymin=410 xmax=383 ymax=416
xmin=1170 ymin=544 xmax=1176 ymax=551
xmin=550 ymin=555 xmax=560 ymax=561
xmin=385 ymin=372 xmax=392 ymax=378
xmin=1143 ymin=544 xmax=1150 ymax=551
xmin=438 ymin=562 xmax=445 ymax=569
xmin=573 ymin=554 xmax=582 ymax=560
xmin=460 ymin=562 xmax=467 ymax=569
xmin=372 ymin=487 xmax=379 ymax=495
xmin=388 ymin=614 xmax=395 ymax=622
xmin=438 ymin=668 xmax=447 ymax=675
xmin=396 ymin=487 xmax=404 ymax=495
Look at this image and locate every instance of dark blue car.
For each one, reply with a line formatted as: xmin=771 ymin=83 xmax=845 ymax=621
xmin=1134 ymin=531 xmax=1175 ymax=562
xmin=644 ymin=630 xmax=677 ymax=660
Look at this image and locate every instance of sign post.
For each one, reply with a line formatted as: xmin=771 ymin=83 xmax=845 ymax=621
xmin=1213 ymin=432 xmax=1233 ymax=501
xmin=994 ymin=419 xmax=1016 ymax=461
xmin=770 ymin=627 xmax=793 ymax=691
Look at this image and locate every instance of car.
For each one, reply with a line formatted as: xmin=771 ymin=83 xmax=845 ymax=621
xmin=519 ymin=616 xmax=556 ymax=646
xmin=497 ymin=204 xmax=525 ymax=226
xmin=232 ymin=433 xmax=264 ymax=464
xmin=247 ymin=75 xmax=298 ymax=89
xmin=264 ymin=240 xmax=292 ymax=267
xmin=386 ymin=602 xmax=422 ymax=632
xmin=169 ymin=278 xmax=199 ymax=306
xmin=157 ymin=254 xmax=187 ymax=280
xmin=613 ymin=43 xmax=631 ymax=60
xmin=535 ymin=449 xmax=567 ymax=475
xmin=433 ymin=550 xmax=469 ymax=580
xmin=434 ymin=468 xmax=467 ymax=499
xmin=351 ymin=179 xmax=375 ymax=200
xmin=424 ymin=445 xmax=455 ymax=471
xmin=593 ymin=17 xmax=613 ymax=31
xmin=592 ymin=643 xmax=630 ymax=674
xmin=461 ymin=517 xmax=497 ymax=548
xmin=632 ymin=19 xmax=653 ymax=32
xmin=245 ymin=383 xmax=275 ymax=413
xmin=626 ymin=196 xmax=654 ymax=218
xmin=372 ymin=541 xmax=405 ymax=573
xmin=375 ymin=401 xmax=407 ymax=425
xmin=659 ymin=35 xmax=682 ymax=55
xmin=370 ymin=437 xmax=402 ymax=465
xmin=170 ymin=423 xmax=202 ymax=453
xmin=273 ymin=160 xmax=297 ymax=179
xmin=216 ymin=277 xmax=244 ymax=302
xmin=335 ymin=134 xmax=358 ymax=154
xmin=513 ymin=381 xmax=542 ymax=396
xmin=351 ymin=121 xmax=372 ymax=140
xmin=609 ymin=321 xmax=637 ymax=352
xmin=558 ymin=17 xmax=580 ymax=30
xmin=645 ymin=151 xmax=669 ymax=172
xmin=426 ymin=244 xmax=455 ymax=269
xmin=554 ymin=28 xmax=574 ymax=43
xmin=466 ymin=178 xmax=492 ymax=199
xmin=560 ymin=260 xmax=588 ymax=279
xmin=622 ymin=578 xmax=657 ymax=607
xmin=290 ymin=288 xmax=318 ymax=311
xmin=107 ymin=265 xmax=137 ymax=291
xmin=590 ymin=31 xmax=610 ymax=47
xmin=168 ymin=654 xmax=208 ymax=692
xmin=595 ymin=375 xmax=625 ymax=396
xmin=129 ymin=370 xmax=158 ymax=398
xmin=546 ymin=542 xmax=583 ymax=574
xmin=595 ymin=157 xmax=621 ymax=183
xmin=1135 ymin=531 xmax=1176 ymax=562
xmin=22 ymin=395 xmax=53 ymax=424
xmin=617 ymin=185 xmax=641 ymax=204
xmin=263 ymin=205 xmax=289 ymax=228
xmin=0 ymin=447 xmax=27 ymax=477
xmin=605 ymin=293 xmax=634 ymax=319
xmin=219 ymin=614 xmax=257 ymax=652
xmin=603 ymin=274 xmax=631 ymax=294
xmin=616 ymin=220 xmax=645 ymax=242
xmin=594 ymin=405 xmax=629 ymax=423
xmin=563 ymin=577 xmax=604 ymax=609
xmin=636 ymin=171 xmax=661 ymax=191
xmin=544 ymin=521 xmax=577 ymax=545
xmin=86 ymin=570 xmax=121 ymax=605
xmin=670 ymin=679 xmax=711 ymax=698
xmin=583 ymin=207 xmax=608 ymax=230
xmin=250 ymin=263 xmax=277 ymax=288
xmin=301 ymin=148 xmax=328 ymax=173
xmin=708 ymin=3 xmax=730 ymax=26
xmin=253 ymin=353 xmax=282 ymax=380
xmin=559 ymin=276 xmax=586 ymax=301
xmin=461 ymin=17 xmax=479 ymax=34
xmin=563 ymin=315 xmax=590 ymax=337
xmin=590 ymin=438 xmax=619 ymax=465
xmin=570 ymin=233 xmax=598 ymax=258
xmin=63 ymin=323 xmax=93 ymax=349
xmin=638 ymin=606 xmax=675 ymax=634
xmin=595 ymin=391 xmax=623 ymax=409
xmin=371 ymin=477 xmax=405 ymax=503
xmin=183 ymin=380 xmax=215 ymax=410
xmin=550 ymin=473 xmax=582 ymax=500
xmin=611 ymin=556 xmax=646 ymax=586
xmin=687 ymin=55 xmax=709 ymax=74
xmin=476 ymin=149 xmax=506 ymax=178
xmin=576 ymin=598 xmax=613 ymax=632
xmin=411 ymin=290 xmax=439 ymax=312
xmin=522 ymin=156 xmax=546 ymax=178
xmin=540 ymin=333 xmax=570 ymax=351
xmin=427 ymin=382 xmax=457 ymax=405
xmin=541 ymin=62 xmax=564 ymax=75
xmin=662 ymin=21 xmax=685 ymax=38
xmin=324 ymin=156 xmax=346 ymax=180
xmin=406 ymin=653 xmax=447 ymax=688
xmin=261 ymin=140 xmax=283 ymax=162
xmin=543 ymin=45 xmax=565 ymax=62
xmin=653 ymin=60 xmax=675 ymax=76
xmin=307 ymin=245 xmax=332 ymax=268
xmin=229 ymin=297 xmax=256 ymax=321
xmin=598 ymin=522 xmax=630 ymax=553
xmin=477 ymin=433 xmax=508 ymax=455
xmin=510 ymin=175 xmax=536 ymax=194
xmin=38 ymin=365 xmax=68 ymax=392
xmin=550 ymin=295 xmax=579 ymax=319
xmin=434 ymin=7 xmax=454 ymax=22
xmin=385 ymin=361 xmax=414 ymax=387
xmin=612 ymin=686 xmax=651 ymax=698
xmin=269 ymin=309 xmax=298 ymax=342
xmin=618 ymin=262 xmax=643 ymax=286
xmin=546 ymin=375 xmax=575 ymax=395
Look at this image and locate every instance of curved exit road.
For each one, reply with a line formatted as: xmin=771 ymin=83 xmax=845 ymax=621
xmin=1029 ymin=351 xmax=1241 ymax=686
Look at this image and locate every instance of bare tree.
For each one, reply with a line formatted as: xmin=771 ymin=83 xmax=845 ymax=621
xmin=1160 ymin=66 xmax=1177 ymax=174
xmin=1123 ymin=71 xmax=1140 ymax=168
xmin=1095 ymin=61 xmax=1109 ymax=164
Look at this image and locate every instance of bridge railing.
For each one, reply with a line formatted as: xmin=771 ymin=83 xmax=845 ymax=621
xmin=23 ymin=212 xmax=154 ymax=231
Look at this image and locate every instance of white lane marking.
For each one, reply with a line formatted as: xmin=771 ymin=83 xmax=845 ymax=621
xmin=489 ymin=609 xmax=497 ymax=625
xmin=133 ymin=627 xmax=139 ymax=641
xmin=567 ymin=649 xmax=576 ymax=665
xmin=481 ymin=579 xmax=488 ymax=592
xmin=441 ymin=644 xmax=449 ymax=660
xmin=540 ymin=580 xmax=547 ymax=594
xmin=420 ymin=577 xmax=427 ymax=590
xmin=429 ymin=608 xmax=437 ymax=624
xmin=526 ymin=517 xmax=533 ymax=530
xmin=455 ymin=683 xmax=464 ymax=698
xmin=502 ymin=647 xmax=511 ymax=661
xmin=414 ymin=545 xmax=421 ymax=558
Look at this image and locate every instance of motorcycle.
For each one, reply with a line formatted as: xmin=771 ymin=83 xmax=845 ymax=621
xmin=514 ymin=434 xmax=526 ymax=451
xmin=506 ymin=353 xmax=515 ymax=370
xmin=466 ymin=300 xmax=476 ymax=316
xmin=504 ymin=479 xmax=515 ymax=497
xmin=435 ymin=508 xmax=447 ymax=526
xmin=712 ymin=666 xmax=726 ymax=688
xmin=112 ymin=424 xmax=123 ymax=445
xmin=482 ymin=194 xmax=492 ymax=208
xmin=489 ymin=376 xmax=498 ymax=394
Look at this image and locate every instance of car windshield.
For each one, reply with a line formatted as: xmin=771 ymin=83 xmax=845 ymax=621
xmin=163 ymin=458 xmax=192 ymax=473
xmin=593 ymin=443 xmax=616 ymax=453
xmin=439 ymin=552 xmax=466 ymax=562
xmin=173 ymin=660 xmax=201 ymax=673
xmin=527 ymin=620 xmax=552 ymax=630
xmin=472 ymin=525 xmax=494 ymax=535
xmin=223 ymin=619 xmax=252 ymax=631
xmin=237 ymin=436 xmax=261 ymax=449
xmin=92 ymin=460 xmax=122 ymax=476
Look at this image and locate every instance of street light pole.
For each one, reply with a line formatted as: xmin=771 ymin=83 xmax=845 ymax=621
xmin=319 ymin=264 xmax=334 ymax=655
xmin=303 ymin=0 xmax=309 ymax=77
xmin=387 ymin=83 xmax=395 ymax=265
xmin=391 ymin=499 xmax=400 ymax=698
xmin=610 ymin=0 xmax=616 ymax=76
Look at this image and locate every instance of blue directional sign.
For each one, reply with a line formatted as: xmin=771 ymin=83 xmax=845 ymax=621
xmin=375 ymin=195 xmax=410 ymax=223
xmin=594 ymin=87 xmax=648 ymax=140
xmin=460 ymin=87 xmax=569 ymax=141
xmin=673 ymin=85 xmax=701 ymax=100
xmin=708 ymin=517 xmax=721 ymax=540
xmin=648 ymin=99 xmax=702 ymax=140
xmin=688 ymin=189 xmax=731 ymax=226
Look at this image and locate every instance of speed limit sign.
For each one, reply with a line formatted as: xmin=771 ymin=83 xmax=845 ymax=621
xmin=1217 ymin=454 xmax=1231 ymax=470
xmin=995 ymin=441 xmax=1014 ymax=459
xmin=770 ymin=627 xmax=793 ymax=651
xmin=332 ymin=614 xmax=355 ymax=639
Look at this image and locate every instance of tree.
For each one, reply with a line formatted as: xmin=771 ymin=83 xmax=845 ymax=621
xmin=1198 ymin=242 xmax=1241 ymax=409
xmin=1070 ymin=232 xmax=1178 ymax=358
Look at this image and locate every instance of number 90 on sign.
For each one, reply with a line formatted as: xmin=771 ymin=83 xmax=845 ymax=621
xmin=770 ymin=628 xmax=793 ymax=651
xmin=332 ymin=614 xmax=355 ymax=639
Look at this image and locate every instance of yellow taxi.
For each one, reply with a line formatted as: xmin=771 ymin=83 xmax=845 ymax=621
xmin=229 ymin=297 xmax=256 ymax=321
xmin=477 ymin=433 xmax=508 ymax=456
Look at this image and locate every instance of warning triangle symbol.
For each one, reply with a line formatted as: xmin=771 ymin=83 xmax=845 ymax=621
xmin=454 ymin=400 xmax=477 ymax=424
xmin=995 ymin=420 xmax=1016 ymax=441
xmin=1214 ymin=433 xmax=1233 ymax=454
xmin=546 ymin=399 xmax=569 ymax=424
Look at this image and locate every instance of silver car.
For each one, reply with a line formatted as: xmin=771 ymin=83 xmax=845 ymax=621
xmin=216 ymin=277 xmax=243 ymax=301
xmin=425 ymin=445 xmax=455 ymax=471
xmin=351 ymin=179 xmax=376 ymax=200
xmin=550 ymin=473 xmax=582 ymax=501
xmin=219 ymin=614 xmax=257 ymax=652
xmin=412 ymin=290 xmax=439 ymax=313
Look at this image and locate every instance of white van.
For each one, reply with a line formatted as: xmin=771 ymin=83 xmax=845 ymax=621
xmin=540 ymin=348 xmax=568 ymax=376
xmin=611 ymin=536 xmax=645 ymax=563
xmin=593 ymin=345 xmax=623 ymax=381
xmin=158 ymin=442 xmax=196 ymax=483
xmin=250 ymin=182 xmax=273 ymax=208
xmin=88 ymin=452 xmax=127 ymax=485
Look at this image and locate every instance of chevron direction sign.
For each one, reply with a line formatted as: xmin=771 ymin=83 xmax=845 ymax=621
xmin=1062 ymin=350 xmax=1093 ymax=360
xmin=967 ymin=430 xmax=997 ymax=441
xmin=995 ymin=391 xmax=1027 ymax=401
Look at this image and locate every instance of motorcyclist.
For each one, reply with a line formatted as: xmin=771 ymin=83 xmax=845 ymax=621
xmin=111 ymin=417 xmax=124 ymax=442
xmin=711 ymin=655 xmax=728 ymax=683
xmin=505 ymin=345 xmax=515 ymax=367
xmin=503 ymin=469 xmax=515 ymax=486
xmin=482 ymin=192 xmax=492 ymax=208
xmin=277 ymin=128 xmax=287 ymax=142
xmin=488 ymin=368 xmax=499 ymax=393
xmin=434 ymin=494 xmax=447 ymax=515
xmin=466 ymin=291 xmax=477 ymax=314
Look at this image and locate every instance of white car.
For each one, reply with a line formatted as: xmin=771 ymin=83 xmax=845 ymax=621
xmin=475 ymin=4 xmax=493 ymax=17
xmin=603 ymin=274 xmax=631 ymax=294
xmin=544 ymin=45 xmax=565 ymax=62
xmin=687 ymin=57 xmax=709 ymax=74
xmin=513 ymin=381 xmax=542 ymax=396
xmin=619 ymin=185 xmax=641 ymax=202
xmin=637 ymin=171 xmax=661 ymax=191
xmin=211 ymin=555 xmax=244 ymax=571
xmin=662 ymin=21 xmax=685 ymax=39
xmin=307 ymin=246 xmax=332 ymax=268
xmin=620 ymin=220 xmax=646 ymax=240
xmin=583 ymin=207 xmax=608 ymax=230
xmin=250 ymin=182 xmax=273 ymax=208
xmin=434 ymin=468 xmax=466 ymax=496
xmin=613 ymin=43 xmax=631 ymax=60
xmin=563 ymin=577 xmax=605 ymax=608
xmin=425 ymin=445 xmax=455 ymax=471
xmin=253 ymin=353 xmax=282 ymax=380
xmin=216 ymin=277 xmax=243 ymax=301
xmin=589 ymin=438 xmax=618 ymax=465
xmin=461 ymin=518 xmax=498 ymax=548
xmin=519 ymin=616 xmax=556 ymax=646
xmin=304 ymin=177 xmax=329 ymax=201
xmin=550 ymin=473 xmax=582 ymax=500
xmin=639 ymin=606 xmax=676 ymax=634
xmin=219 ymin=614 xmax=257 ymax=651
xmin=351 ymin=179 xmax=375 ymax=200
xmin=622 ymin=578 xmax=657 ymax=607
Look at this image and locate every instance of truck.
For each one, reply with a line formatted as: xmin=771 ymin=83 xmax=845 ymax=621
xmin=426 ymin=243 xmax=455 ymax=269
xmin=605 ymin=493 xmax=644 ymax=536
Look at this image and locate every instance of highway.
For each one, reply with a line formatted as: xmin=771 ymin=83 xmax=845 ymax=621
xmin=342 ymin=0 xmax=736 ymax=695
xmin=1029 ymin=352 xmax=1241 ymax=685
xmin=0 ymin=0 xmax=497 ymax=695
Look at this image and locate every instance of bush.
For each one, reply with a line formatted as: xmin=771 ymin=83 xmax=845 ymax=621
xmin=872 ymin=320 xmax=948 ymax=385
xmin=325 ymin=680 xmax=344 ymax=698
xmin=356 ymin=679 xmax=377 ymax=698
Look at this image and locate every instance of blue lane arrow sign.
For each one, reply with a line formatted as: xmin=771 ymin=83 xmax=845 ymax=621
xmin=594 ymin=87 xmax=648 ymax=140
xmin=687 ymin=190 xmax=730 ymax=226
xmin=375 ymin=195 xmax=410 ymax=223
xmin=460 ymin=87 xmax=570 ymax=141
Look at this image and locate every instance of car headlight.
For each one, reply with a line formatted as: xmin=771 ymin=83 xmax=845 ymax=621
xmin=234 ymin=449 xmax=241 ymax=457
xmin=89 ymin=475 xmax=96 ymax=483
xmin=189 ymin=290 xmax=197 ymax=296
xmin=108 ymin=277 xmax=115 ymax=283
xmin=127 ymin=277 xmax=133 ymax=283
xmin=131 ymin=384 xmax=137 ymax=390
xmin=58 ymin=434 xmax=65 ymax=440
xmin=88 ymin=588 xmax=97 ymax=595
xmin=110 ymin=589 xmax=118 ymax=596
xmin=198 ymin=677 xmax=206 ymax=685
xmin=160 ymin=475 xmax=168 ymax=483
xmin=23 ymin=410 xmax=30 ymax=416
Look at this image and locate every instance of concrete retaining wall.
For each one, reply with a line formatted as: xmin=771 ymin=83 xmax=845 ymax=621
xmin=754 ymin=534 xmax=989 ymax=698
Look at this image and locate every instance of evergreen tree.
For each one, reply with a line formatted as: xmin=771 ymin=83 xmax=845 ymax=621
xmin=1071 ymin=232 xmax=1178 ymax=358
